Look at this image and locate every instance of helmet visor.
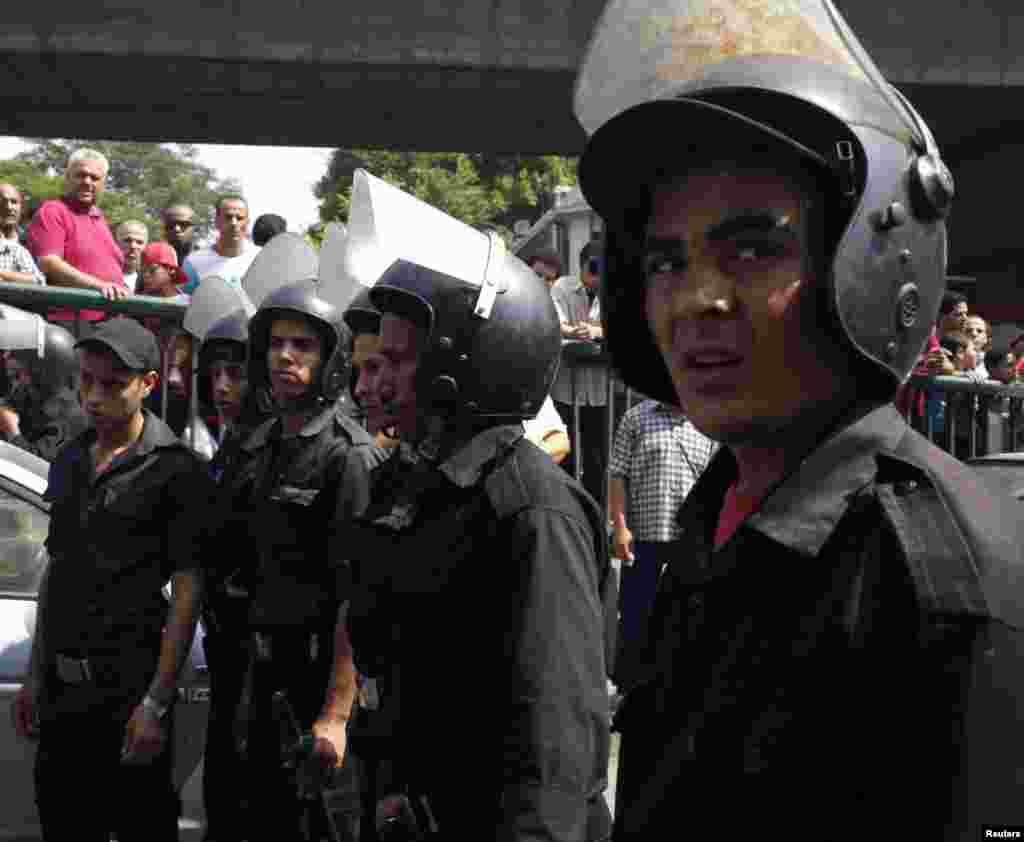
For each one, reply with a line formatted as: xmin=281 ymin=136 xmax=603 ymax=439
xmin=345 ymin=169 xmax=493 ymax=292
xmin=184 ymin=275 xmax=255 ymax=342
xmin=574 ymin=0 xmax=921 ymax=146
xmin=0 ymin=311 xmax=44 ymax=357
xmin=241 ymin=232 xmax=318 ymax=309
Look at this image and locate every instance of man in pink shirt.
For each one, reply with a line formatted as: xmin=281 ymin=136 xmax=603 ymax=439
xmin=29 ymin=148 xmax=129 ymax=331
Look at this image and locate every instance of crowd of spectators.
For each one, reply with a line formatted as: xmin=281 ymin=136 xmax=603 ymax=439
xmin=0 ymin=148 xmax=279 ymax=335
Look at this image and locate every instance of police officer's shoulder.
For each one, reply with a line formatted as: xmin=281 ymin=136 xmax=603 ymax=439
xmin=874 ymin=425 xmax=1024 ymax=625
xmin=330 ymin=406 xmax=375 ymax=448
xmin=485 ymin=433 xmax=602 ymax=526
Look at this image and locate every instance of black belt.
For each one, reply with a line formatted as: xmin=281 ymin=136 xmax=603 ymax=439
xmin=54 ymin=652 xmax=122 ymax=686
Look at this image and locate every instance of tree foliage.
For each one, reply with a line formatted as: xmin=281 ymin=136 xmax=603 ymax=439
xmin=314 ymin=150 xmax=577 ymax=242
xmin=13 ymin=139 xmax=242 ymax=240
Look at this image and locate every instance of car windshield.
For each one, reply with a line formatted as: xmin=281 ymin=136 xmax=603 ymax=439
xmin=0 ymin=488 xmax=48 ymax=596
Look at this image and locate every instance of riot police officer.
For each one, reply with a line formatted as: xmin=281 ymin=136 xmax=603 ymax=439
xmin=207 ymin=277 xmax=384 ymax=841
xmin=344 ymin=287 xmax=399 ymax=450
xmin=194 ymin=303 xmax=268 ymax=841
xmin=345 ymin=171 xmax=612 ymax=841
xmin=0 ymin=318 xmax=88 ymax=460
xmin=573 ymin=1 xmax=1024 ymax=838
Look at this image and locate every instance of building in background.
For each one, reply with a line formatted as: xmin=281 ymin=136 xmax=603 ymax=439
xmin=513 ymin=186 xmax=602 ymax=280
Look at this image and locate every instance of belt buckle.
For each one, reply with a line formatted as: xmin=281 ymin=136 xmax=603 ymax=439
xmin=55 ymin=654 xmax=91 ymax=684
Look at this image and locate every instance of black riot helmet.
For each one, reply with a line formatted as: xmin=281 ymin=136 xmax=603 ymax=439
xmin=343 ymin=287 xmax=381 ymax=339
xmin=575 ymin=0 xmax=953 ymax=404
xmin=248 ymin=282 xmax=351 ymax=409
xmin=197 ymin=308 xmax=248 ymax=406
xmin=347 ymin=169 xmax=560 ymax=424
xmin=12 ymin=322 xmax=79 ymax=396
xmin=0 ymin=311 xmax=79 ymax=398
xmin=371 ymin=257 xmax=560 ymax=422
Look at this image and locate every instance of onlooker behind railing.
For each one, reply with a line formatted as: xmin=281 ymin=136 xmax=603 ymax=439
xmin=28 ymin=148 xmax=130 ymax=334
xmin=526 ymin=249 xmax=562 ymax=290
xmin=181 ymin=195 xmax=260 ymax=295
xmin=549 ymin=239 xmax=609 ymax=507
xmin=895 ymin=291 xmax=967 ymax=428
xmin=986 ymin=347 xmax=1018 ymax=385
xmin=0 ymin=184 xmax=44 ymax=286
xmin=939 ymin=332 xmax=986 ymax=381
xmin=964 ymin=315 xmax=991 ymax=379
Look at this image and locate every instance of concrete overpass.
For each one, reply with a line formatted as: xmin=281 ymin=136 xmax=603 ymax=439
xmin=3 ymin=1 xmax=1024 ymax=295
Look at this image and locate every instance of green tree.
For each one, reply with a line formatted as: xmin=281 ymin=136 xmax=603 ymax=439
xmin=314 ymin=150 xmax=577 ymax=242
xmin=15 ymin=139 xmax=242 ymax=240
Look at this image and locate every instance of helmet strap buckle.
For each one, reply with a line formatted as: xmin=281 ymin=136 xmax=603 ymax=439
xmin=835 ymin=141 xmax=857 ymax=202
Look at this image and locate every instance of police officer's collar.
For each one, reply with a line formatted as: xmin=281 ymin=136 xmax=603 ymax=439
xmin=435 ymin=424 xmax=524 ymax=488
xmin=241 ymin=403 xmax=336 ymax=451
xmin=683 ymin=403 xmax=906 ymax=558
xmin=72 ymin=407 xmax=182 ymax=462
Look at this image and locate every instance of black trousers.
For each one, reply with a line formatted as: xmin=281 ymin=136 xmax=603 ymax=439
xmin=202 ymin=627 xmax=251 ymax=841
xmin=242 ymin=633 xmax=360 ymax=841
xmin=554 ymin=401 xmax=609 ymax=511
xmin=35 ymin=706 xmax=179 ymax=842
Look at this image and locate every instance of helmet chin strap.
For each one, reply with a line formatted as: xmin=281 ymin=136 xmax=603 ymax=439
xmin=259 ymin=386 xmax=328 ymax=418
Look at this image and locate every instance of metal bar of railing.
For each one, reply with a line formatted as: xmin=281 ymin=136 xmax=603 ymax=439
xmin=0 ymin=284 xmax=192 ymax=437
xmin=571 ymin=356 xmax=583 ymax=485
xmin=0 ymin=284 xmax=188 ymax=322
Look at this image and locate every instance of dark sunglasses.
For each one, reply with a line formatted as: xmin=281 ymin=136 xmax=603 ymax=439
xmin=166 ymin=220 xmax=193 ymax=230
xmin=587 ymin=258 xmax=603 ymax=275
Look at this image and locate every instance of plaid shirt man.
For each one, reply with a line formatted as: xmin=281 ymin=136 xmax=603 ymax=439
xmin=609 ymin=399 xmax=718 ymax=542
xmin=0 ymin=238 xmax=44 ymax=285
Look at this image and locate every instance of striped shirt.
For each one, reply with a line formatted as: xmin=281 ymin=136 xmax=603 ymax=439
xmin=609 ymin=399 xmax=718 ymax=542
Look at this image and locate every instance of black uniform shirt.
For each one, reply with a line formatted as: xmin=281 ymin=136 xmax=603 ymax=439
xmin=211 ymin=403 xmax=385 ymax=632
xmin=614 ymin=404 xmax=1024 ymax=841
xmin=348 ymin=424 xmax=611 ymax=842
xmin=42 ymin=409 xmax=212 ymax=659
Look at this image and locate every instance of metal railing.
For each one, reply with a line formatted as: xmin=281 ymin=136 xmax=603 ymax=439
xmin=901 ymin=374 xmax=1024 ymax=460
xmin=0 ymin=284 xmax=200 ymax=450
xmin=556 ymin=348 xmax=1024 ymax=499
xmin=4 ymin=285 xmax=1015 ymax=470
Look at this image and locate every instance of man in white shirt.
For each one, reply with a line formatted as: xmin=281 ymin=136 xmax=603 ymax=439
xmin=181 ymin=195 xmax=260 ymax=294
xmin=116 ymin=220 xmax=148 ymax=293
xmin=523 ymin=395 xmax=570 ymax=464
xmin=549 ymin=239 xmax=610 ymax=507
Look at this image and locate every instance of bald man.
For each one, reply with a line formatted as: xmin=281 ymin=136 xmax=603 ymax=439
xmin=162 ymin=204 xmax=196 ymax=265
xmin=0 ymin=183 xmax=43 ymax=285
xmin=116 ymin=221 xmax=148 ymax=293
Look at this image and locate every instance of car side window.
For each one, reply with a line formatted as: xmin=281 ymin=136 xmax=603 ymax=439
xmin=0 ymin=487 xmax=48 ymax=597
xmin=0 ymin=487 xmax=47 ymax=682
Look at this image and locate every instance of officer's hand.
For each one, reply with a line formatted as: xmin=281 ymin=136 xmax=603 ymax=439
xmin=586 ymin=322 xmax=604 ymax=341
xmin=612 ymin=524 xmax=635 ymax=565
xmin=122 ymin=703 xmax=167 ymax=765
xmin=0 ymin=407 xmax=19 ymax=437
xmin=311 ymin=716 xmax=347 ymax=770
xmin=101 ymin=283 xmax=130 ymax=301
xmin=11 ymin=684 xmax=39 ymax=739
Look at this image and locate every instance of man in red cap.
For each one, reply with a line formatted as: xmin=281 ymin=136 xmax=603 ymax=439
xmin=139 ymin=242 xmax=190 ymax=303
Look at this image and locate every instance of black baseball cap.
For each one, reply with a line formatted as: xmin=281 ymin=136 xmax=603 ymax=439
xmin=75 ymin=318 xmax=161 ymax=372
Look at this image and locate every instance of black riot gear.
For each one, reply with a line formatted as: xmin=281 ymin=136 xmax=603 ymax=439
xmin=8 ymin=321 xmax=79 ymax=396
xmin=575 ymin=0 xmax=952 ymax=404
xmin=198 ymin=309 xmax=248 ymax=406
xmin=342 ymin=287 xmax=380 ymax=339
xmin=370 ymin=255 xmax=560 ymax=422
xmin=248 ymin=283 xmax=352 ymax=411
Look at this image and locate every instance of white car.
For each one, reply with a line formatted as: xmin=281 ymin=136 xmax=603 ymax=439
xmin=0 ymin=441 xmax=209 ymax=839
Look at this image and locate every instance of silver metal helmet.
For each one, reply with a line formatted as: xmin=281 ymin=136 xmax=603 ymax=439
xmin=348 ymin=169 xmax=561 ymax=422
xmin=575 ymin=0 xmax=953 ymax=403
